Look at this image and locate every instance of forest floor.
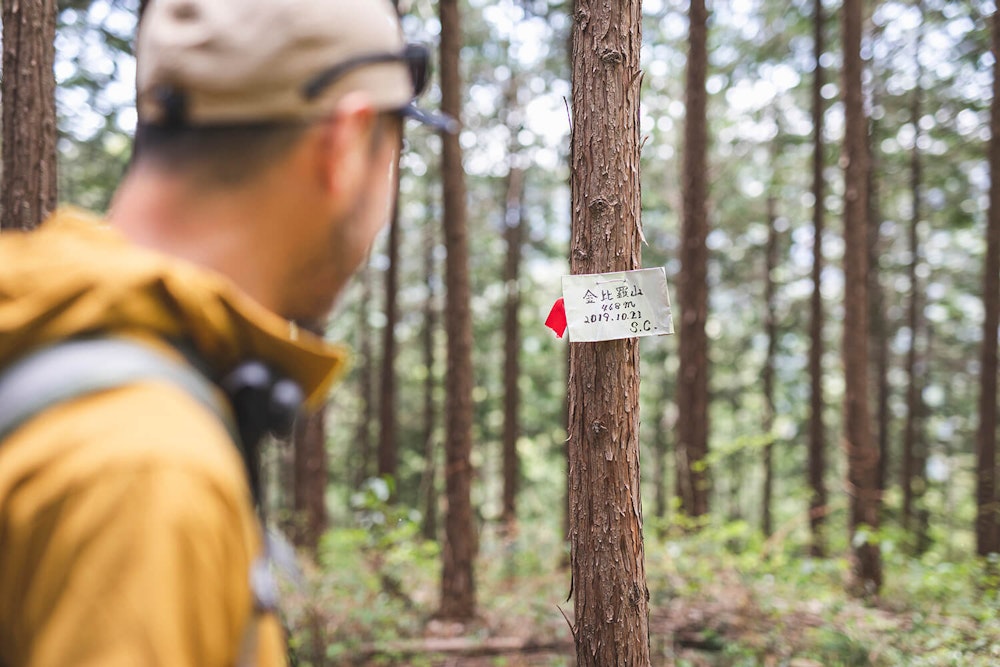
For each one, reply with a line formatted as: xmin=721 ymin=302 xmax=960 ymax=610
xmin=284 ymin=517 xmax=1000 ymax=667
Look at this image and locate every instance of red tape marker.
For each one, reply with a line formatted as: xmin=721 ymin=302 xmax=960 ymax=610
xmin=545 ymin=297 xmax=567 ymax=338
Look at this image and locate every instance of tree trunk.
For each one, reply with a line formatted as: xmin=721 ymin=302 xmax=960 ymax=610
xmin=1 ymin=0 xmax=57 ymax=230
xmin=438 ymin=0 xmax=477 ymax=621
xmin=676 ymin=0 xmax=711 ymax=522
xmin=976 ymin=8 xmax=1000 ymax=558
xmin=501 ymin=164 xmax=525 ymax=531
xmin=762 ymin=191 xmax=778 ymax=538
xmin=902 ymin=17 xmax=926 ymax=543
xmin=420 ymin=210 xmax=440 ymax=542
xmin=292 ymin=407 xmax=328 ymax=552
xmin=841 ymin=0 xmax=881 ymax=595
xmin=866 ymin=20 xmax=891 ymax=500
xmin=567 ymin=0 xmax=650 ymax=664
xmin=355 ymin=265 xmax=376 ymax=489
xmin=653 ymin=397 xmax=672 ymax=525
xmin=291 ymin=320 xmax=330 ymax=552
xmin=377 ymin=201 xmax=400 ymax=489
xmin=808 ymin=0 xmax=828 ymax=559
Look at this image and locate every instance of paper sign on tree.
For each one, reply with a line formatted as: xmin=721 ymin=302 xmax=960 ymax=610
xmin=560 ymin=267 xmax=674 ymax=343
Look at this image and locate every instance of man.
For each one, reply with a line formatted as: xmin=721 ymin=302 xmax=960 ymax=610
xmin=0 ymin=0 xmax=450 ymax=664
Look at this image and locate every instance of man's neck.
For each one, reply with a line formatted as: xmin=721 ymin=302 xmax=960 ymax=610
xmin=107 ymin=167 xmax=288 ymax=316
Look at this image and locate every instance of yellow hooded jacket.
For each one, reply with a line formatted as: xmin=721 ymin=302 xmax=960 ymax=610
xmin=0 ymin=209 xmax=347 ymax=667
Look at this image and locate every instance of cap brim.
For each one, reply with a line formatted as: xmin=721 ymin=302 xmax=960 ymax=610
xmin=401 ymin=104 xmax=459 ymax=134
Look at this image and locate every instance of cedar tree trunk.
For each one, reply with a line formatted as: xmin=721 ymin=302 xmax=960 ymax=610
xmin=976 ymin=8 xmax=1000 ymax=558
xmin=438 ymin=0 xmax=477 ymax=620
xmin=676 ymin=0 xmax=711 ymax=522
xmin=567 ymin=0 xmax=650 ymax=664
xmin=841 ymin=0 xmax=882 ymax=595
xmin=1 ymin=0 xmax=57 ymax=230
xmin=808 ymin=0 xmax=829 ymax=558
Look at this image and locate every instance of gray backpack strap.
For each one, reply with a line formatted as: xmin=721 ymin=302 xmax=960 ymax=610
xmin=0 ymin=337 xmax=236 ymax=443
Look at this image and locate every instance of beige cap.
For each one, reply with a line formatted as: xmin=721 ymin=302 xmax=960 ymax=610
xmin=137 ymin=0 xmax=414 ymax=126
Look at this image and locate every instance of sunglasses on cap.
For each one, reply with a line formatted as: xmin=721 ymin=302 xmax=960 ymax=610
xmin=302 ymin=43 xmax=457 ymax=133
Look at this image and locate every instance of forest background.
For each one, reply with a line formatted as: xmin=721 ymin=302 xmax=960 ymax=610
xmin=2 ymin=0 xmax=999 ymax=664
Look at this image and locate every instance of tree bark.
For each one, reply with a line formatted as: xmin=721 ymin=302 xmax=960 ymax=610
xmin=438 ymin=0 xmax=477 ymax=621
xmin=676 ymin=0 xmax=711 ymax=522
xmin=420 ymin=210 xmax=440 ymax=542
xmin=292 ymin=407 xmax=328 ymax=552
xmin=808 ymin=0 xmax=828 ymax=559
xmin=866 ymin=18 xmax=891 ymax=500
xmin=1 ymin=0 xmax=57 ymax=230
xmin=902 ymin=15 xmax=926 ymax=545
xmin=355 ymin=265 xmax=376 ymax=489
xmin=292 ymin=319 xmax=331 ymax=552
xmin=377 ymin=200 xmax=400 ymax=489
xmin=841 ymin=0 xmax=881 ymax=595
xmin=501 ymin=164 xmax=525 ymax=531
xmin=762 ymin=191 xmax=778 ymax=538
xmin=976 ymin=8 xmax=1000 ymax=558
xmin=567 ymin=0 xmax=650 ymax=664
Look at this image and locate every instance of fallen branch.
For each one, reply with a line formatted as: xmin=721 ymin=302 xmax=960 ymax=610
xmin=345 ymin=635 xmax=574 ymax=664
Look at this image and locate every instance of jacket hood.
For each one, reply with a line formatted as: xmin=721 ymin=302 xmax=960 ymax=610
xmin=0 ymin=207 xmax=348 ymax=406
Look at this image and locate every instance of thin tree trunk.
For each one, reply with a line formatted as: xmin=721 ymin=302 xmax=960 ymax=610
xmin=377 ymin=201 xmax=400 ymax=488
xmin=762 ymin=191 xmax=778 ymax=538
xmin=807 ymin=0 xmax=828 ymax=559
xmin=976 ymin=8 xmax=1000 ymax=558
xmin=292 ymin=408 xmax=328 ymax=552
xmin=841 ymin=0 xmax=881 ymax=595
xmin=867 ymin=21 xmax=891 ymax=500
xmin=676 ymin=0 xmax=711 ymax=522
xmin=653 ymin=397 xmax=671 ymax=525
xmin=420 ymin=212 xmax=440 ymax=542
xmin=567 ymin=0 xmax=650 ymax=663
xmin=292 ymin=320 xmax=330 ymax=552
xmin=355 ymin=265 xmax=376 ymax=489
xmin=501 ymin=164 xmax=525 ymax=532
xmin=901 ymin=17 xmax=925 ymax=538
xmin=1 ymin=0 xmax=57 ymax=230
xmin=438 ymin=0 xmax=477 ymax=621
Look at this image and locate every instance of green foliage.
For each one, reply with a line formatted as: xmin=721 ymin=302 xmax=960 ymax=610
xmin=644 ymin=515 xmax=1000 ymax=666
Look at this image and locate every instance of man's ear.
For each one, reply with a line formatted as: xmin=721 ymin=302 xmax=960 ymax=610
xmin=314 ymin=94 xmax=378 ymax=201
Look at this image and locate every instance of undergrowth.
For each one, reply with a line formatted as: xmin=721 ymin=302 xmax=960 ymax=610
xmin=281 ymin=485 xmax=1000 ymax=666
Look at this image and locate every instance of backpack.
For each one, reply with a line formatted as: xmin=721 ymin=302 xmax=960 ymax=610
xmin=0 ymin=336 xmax=303 ymax=502
xmin=0 ymin=336 xmax=304 ymax=666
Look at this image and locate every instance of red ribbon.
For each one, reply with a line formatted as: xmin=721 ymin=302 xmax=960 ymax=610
xmin=545 ymin=297 xmax=567 ymax=338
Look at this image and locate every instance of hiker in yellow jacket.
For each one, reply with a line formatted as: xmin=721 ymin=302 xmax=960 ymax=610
xmin=0 ymin=0 xmax=451 ymax=665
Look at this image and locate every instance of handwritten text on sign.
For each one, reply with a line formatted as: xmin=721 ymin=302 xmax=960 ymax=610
xmin=562 ymin=268 xmax=674 ymax=342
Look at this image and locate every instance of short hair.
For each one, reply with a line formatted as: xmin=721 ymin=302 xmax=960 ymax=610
xmin=131 ymin=121 xmax=310 ymax=188
xmin=132 ymin=112 xmax=401 ymax=188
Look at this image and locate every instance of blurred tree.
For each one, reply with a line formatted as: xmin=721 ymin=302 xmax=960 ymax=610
xmin=501 ymin=157 xmax=525 ymax=534
xmin=2 ymin=0 xmax=58 ymax=229
xmin=566 ymin=0 xmax=650 ymax=663
xmin=976 ymin=6 xmax=1000 ymax=559
xmin=419 ymin=205 xmax=440 ymax=542
xmin=868 ymin=16 xmax=891 ymax=500
xmin=438 ymin=0 xmax=477 ymax=621
xmin=292 ymin=320 xmax=330 ymax=551
xmin=292 ymin=407 xmax=328 ymax=551
xmin=808 ymin=0 xmax=828 ymax=559
xmin=354 ymin=265 xmax=376 ymax=489
xmin=378 ymin=201 xmax=401 ymax=490
xmin=762 ymin=176 xmax=778 ymax=538
xmin=676 ymin=0 xmax=711 ymax=522
xmin=901 ymin=1 xmax=929 ymax=550
xmin=842 ymin=0 xmax=882 ymax=596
